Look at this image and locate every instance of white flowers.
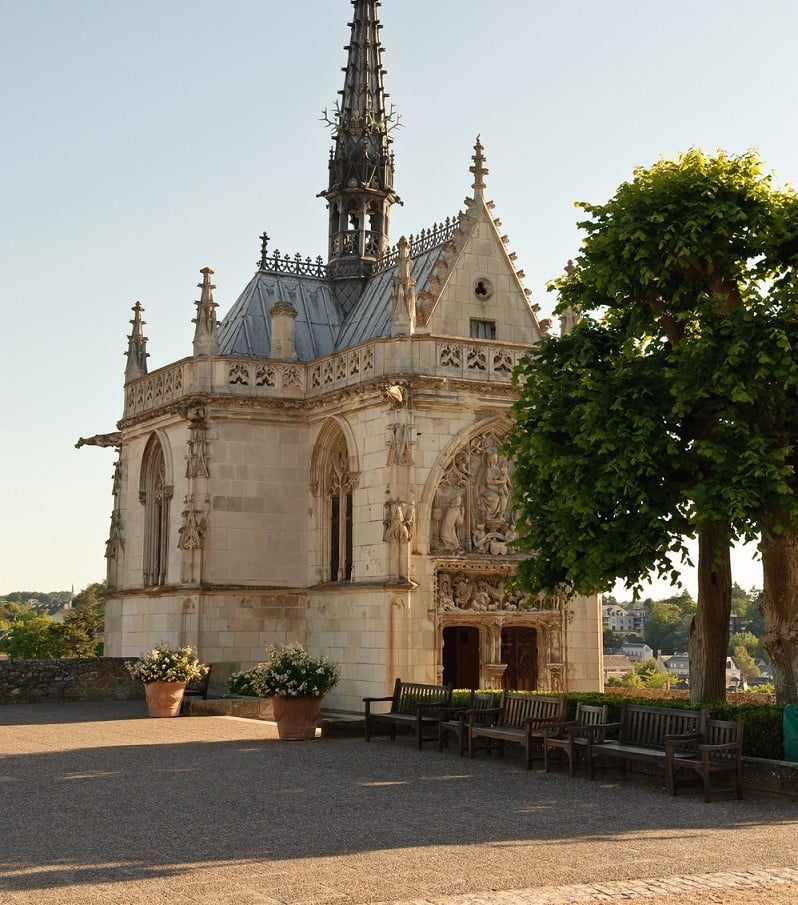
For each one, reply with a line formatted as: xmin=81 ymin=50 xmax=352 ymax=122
xmin=127 ymin=643 xmax=208 ymax=684
xmin=250 ymin=643 xmax=340 ymax=698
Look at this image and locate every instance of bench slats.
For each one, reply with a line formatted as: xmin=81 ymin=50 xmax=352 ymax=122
xmin=588 ymin=704 xmax=707 ymax=784
xmin=363 ymin=679 xmax=453 ymax=749
xmin=469 ymin=692 xmax=567 ymax=769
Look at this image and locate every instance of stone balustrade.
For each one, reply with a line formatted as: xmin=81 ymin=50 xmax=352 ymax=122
xmin=123 ymin=337 xmax=527 ymax=418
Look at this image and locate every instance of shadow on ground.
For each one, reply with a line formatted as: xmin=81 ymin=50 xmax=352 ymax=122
xmin=1 ymin=701 xmax=796 ymax=899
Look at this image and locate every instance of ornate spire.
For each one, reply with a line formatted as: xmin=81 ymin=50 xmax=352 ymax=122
xmin=192 ymin=267 xmax=219 ymax=358
xmin=322 ymin=0 xmax=400 ymax=282
xmin=124 ymin=301 xmax=148 ymax=383
xmin=470 ymin=135 xmax=489 ymax=200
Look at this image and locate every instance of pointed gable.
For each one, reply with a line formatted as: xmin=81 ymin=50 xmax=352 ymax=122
xmin=417 ymin=139 xmax=543 ymax=345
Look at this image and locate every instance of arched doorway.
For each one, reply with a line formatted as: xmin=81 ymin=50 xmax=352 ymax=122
xmin=442 ymin=626 xmax=480 ymax=689
xmin=501 ymin=626 xmax=538 ymax=691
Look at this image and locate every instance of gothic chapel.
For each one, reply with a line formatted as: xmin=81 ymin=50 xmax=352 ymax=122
xmin=93 ymin=0 xmax=603 ymax=710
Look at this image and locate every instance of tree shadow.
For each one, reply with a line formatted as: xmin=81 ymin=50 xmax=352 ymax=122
xmin=1 ymin=702 xmax=796 ymax=896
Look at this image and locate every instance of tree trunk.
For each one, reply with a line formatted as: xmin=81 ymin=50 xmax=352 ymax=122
xmin=688 ymin=524 xmax=732 ymax=703
xmin=761 ymin=525 xmax=798 ymax=704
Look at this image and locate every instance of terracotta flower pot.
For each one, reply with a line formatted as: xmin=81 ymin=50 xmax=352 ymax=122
xmin=144 ymin=681 xmax=187 ymax=718
xmin=272 ymin=695 xmax=323 ymax=739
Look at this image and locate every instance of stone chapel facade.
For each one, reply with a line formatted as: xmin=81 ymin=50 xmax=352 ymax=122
xmin=92 ymin=0 xmax=603 ymax=711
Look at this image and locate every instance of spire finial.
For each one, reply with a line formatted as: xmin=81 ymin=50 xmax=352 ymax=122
xmin=470 ymin=134 xmax=489 ymax=199
xmin=124 ymin=301 xmax=149 ymax=383
xmin=192 ymin=267 xmax=219 ymax=358
xmin=258 ymin=232 xmax=270 ymax=270
xmin=323 ymin=0 xmax=399 ymax=277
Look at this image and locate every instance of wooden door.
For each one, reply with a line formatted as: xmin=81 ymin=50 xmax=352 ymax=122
xmin=501 ymin=627 xmax=538 ymax=691
xmin=442 ymin=626 xmax=480 ymax=689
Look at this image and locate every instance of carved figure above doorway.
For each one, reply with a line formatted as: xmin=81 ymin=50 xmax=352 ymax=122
xmin=430 ymin=429 xmax=517 ymax=556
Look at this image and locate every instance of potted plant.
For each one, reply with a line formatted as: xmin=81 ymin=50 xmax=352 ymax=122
xmin=127 ymin=643 xmax=209 ymax=718
xmin=251 ymin=642 xmax=340 ymax=739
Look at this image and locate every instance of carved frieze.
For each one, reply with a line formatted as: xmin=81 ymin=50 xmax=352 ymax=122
xmin=430 ymin=429 xmax=516 ymax=557
xmin=435 ymin=568 xmax=559 ymax=614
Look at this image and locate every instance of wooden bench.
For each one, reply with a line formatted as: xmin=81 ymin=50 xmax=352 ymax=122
xmin=543 ymin=702 xmax=609 ymax=776
xmin=363 ymin=679 xmax=453 ymax=750
xmin=438 ymin=691 xmax=496 ymax=755
xmin=586 ymin=703 xmax=707 ymax=782
xmin=666 ymin=717 xmax=744 ymax=801
xmin=468 ymin=692 xmax=567 ymax=769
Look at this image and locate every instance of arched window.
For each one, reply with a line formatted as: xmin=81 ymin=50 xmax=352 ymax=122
xmin=140 ymin=434 xmax=172 ymax=586
xmin=311 ymin=422 xmax=356 ymax=583
xmin=327 ymin=436 xmax=353 ymax=581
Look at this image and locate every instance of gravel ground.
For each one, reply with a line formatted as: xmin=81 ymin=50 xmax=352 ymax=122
xmin=1 ymin=700 xmax=796 ymax=905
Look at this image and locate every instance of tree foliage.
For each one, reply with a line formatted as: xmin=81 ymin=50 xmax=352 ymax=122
xmin=0 ymin=583 xmax=104 ymax=660
xmin=506 ymin=149 xmax=798 ymax=702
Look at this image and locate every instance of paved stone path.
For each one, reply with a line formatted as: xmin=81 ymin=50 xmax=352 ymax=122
xmin=1 ymin=701 xmax=796 ymax=904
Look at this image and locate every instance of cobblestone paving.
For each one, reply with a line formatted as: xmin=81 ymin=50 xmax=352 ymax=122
xmin=376 ymin=869 xmax=798 ymax=904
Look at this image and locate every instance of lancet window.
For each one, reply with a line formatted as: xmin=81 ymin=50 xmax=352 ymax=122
xmin=327 ymin=437 xmax=353 ymax=581
xmin=140 ymin=434 xmax=172 ymax=586
xmin=312 ymin=423 xmax=357 ymax=583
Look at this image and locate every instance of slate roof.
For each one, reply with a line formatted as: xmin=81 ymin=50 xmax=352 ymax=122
xmin=217 ymin=242 xmax=446 ymax=361
xmin=335 ymin=245 xmax=442 ymax=350
xmin=217 ymin=271 xmax=341 ymax=361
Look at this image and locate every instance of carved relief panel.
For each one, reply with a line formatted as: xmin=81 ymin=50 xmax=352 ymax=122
xmin=430 ymin=429 xmax=517 ymax=556
xmin=435 ymin=566 xmax=560 ymax=614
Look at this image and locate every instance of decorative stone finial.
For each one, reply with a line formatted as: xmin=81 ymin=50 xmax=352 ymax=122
xmin=390 ymin=236 xmax=416 ymax=336
xmin=470 ymin=135 xmax=489 ymax=199
xmin=192 ymin=267 xmax=219 ymax=358
xmin=124 ymin=301 xmax=149 ymax=383
xmin=258 ymin=232 xmax=270 ymax=270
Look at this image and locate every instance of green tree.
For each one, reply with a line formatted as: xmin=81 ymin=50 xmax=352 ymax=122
xmin=607 ymin=658 xmax=676 ymax=689
xmin=0 ymin=583 xmax=104 ymax=660
xmin=0 ymin=615 xmax=61 ymax=659
xmin=55 ymin=583 xmax=105 ymax=657
xmin=507 ymin=149 xmax=798 ymax=703
xmin=732 ymin=645 xmax=761 ymax=682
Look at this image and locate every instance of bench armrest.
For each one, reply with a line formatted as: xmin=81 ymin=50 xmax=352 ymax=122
xmin=698 ymin=741 xmax=741 ymax=753
xmin=524 ymin=715 xmax=565 ymax=728
xmin=362 ymin=696 xmax=394 ymax=703
xmin=467 ymin=707 xmax=501 ymax=725
xmin=541 ymin=719 xmax=577 ymax=738
xmin=663 ymin=731 xmax=703 ymax=743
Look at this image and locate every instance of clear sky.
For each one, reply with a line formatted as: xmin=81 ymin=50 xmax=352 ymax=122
xmin=2 ymin=0 xmax=795 ymax=597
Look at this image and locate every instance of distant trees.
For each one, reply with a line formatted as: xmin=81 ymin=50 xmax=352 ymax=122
xmin=607 ymin=658 xmax=676 ymax=689
xmin=0 ymin=583 xmax=104 ymax=659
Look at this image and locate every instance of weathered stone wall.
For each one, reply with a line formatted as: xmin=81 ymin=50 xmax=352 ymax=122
xmin=0 ymin=658 xmax=143 ymax=704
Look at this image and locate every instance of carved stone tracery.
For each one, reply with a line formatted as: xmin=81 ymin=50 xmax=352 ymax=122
xmin=435 ymin=568 xmax=559 ymax=614
xmin=178 ymin=497 xmax=206 ymax=551
xmin=430 ymin=429 xmax=516 ymax=556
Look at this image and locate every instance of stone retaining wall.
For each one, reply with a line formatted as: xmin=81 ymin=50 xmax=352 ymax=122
xmin=0 ymin=658 xmax=143 ymax=704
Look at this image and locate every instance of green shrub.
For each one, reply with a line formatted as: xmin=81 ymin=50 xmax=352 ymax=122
xmin=226 ymin=668 xmax=260 ymax=697
xmin=463 ymin=689 xmax=785 ymax=760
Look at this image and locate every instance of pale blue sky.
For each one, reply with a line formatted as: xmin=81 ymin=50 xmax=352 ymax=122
xmin=2 ymin=0 xmax=795 ymax=596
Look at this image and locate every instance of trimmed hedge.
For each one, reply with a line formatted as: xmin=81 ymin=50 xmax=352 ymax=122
xmin=452 ymin=689 xmax=785 ymax=761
